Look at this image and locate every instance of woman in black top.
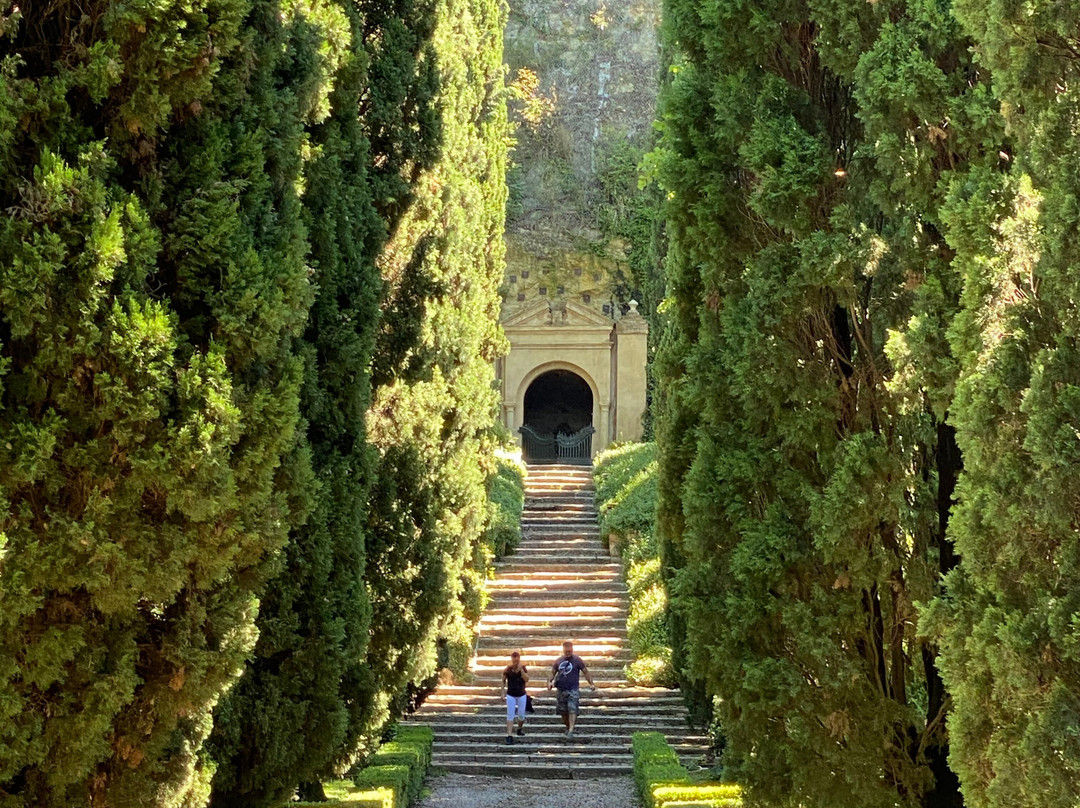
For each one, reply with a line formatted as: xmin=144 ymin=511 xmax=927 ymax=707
xmin=501 ymin=651 xmax=529 ymax=744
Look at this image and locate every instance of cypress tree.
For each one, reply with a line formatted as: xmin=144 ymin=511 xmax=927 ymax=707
xmin=924 ymin=3 xmax=1080 ymax=806
xmin=653 ymin=1 xmax=1002 ymax=805
xmin=203 ymin=3 xmax=388 ymax=804
xmin=362 ymin=0 xmax=509 ymax=737
xmin=0 ymin=0 xmax=320 ymax=805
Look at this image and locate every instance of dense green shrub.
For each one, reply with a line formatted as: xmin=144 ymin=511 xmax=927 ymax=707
xmin=437 ymin=454 xmax=525 ymax=675
xmin=483 ymin=456 xmax=527 ymax=560
xmin=361 ymin=0 xmax=509 ymax=742
xmin=633 ymin=732 xmax=742 ymax=808
xmin=0 ymin=2 xmax=322 ymax=804
xmin=0 ymin=0 xmax=507 ymax=805
xmin=653 ymin=0 xmax=1005 ymax=805
xmin=352 ymin=726 xmax=434 ymax=808
xmin=594 ymin=444 xmax=674 ymax=687
xmin=920 ymin=3 xmax=1080 ymax=806
xmin=204 ymin=1 xmax=401 ymax=804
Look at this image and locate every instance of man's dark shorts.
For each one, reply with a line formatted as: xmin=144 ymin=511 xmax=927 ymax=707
xmin=556 ymin=688 xmax=580 ymax=716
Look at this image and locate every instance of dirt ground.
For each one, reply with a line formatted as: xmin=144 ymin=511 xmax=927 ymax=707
xmin=418 ymin=773 xmax=640 ymax=808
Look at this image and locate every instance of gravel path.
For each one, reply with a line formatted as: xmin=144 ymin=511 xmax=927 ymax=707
xmin=418 ymin=773 xmax=640 ymax=808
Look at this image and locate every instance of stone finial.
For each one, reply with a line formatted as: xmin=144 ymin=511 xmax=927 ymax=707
xmin=616 ymin=299 xmax=648 ymax=333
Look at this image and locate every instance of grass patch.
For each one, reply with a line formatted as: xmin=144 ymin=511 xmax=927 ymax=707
xmin=633 ymin=732 xmax=742 ymax=808
xmin=593 ymin=443 xmax=674 ymax=686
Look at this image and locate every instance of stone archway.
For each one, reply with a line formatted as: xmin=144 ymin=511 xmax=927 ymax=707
xmin=519 ymin=369 xmax=596 ymax=463
xmin=523 ymin=369 xmax=593 ymax=435
xmin=497 ymin=300 xmax=648 ymax=459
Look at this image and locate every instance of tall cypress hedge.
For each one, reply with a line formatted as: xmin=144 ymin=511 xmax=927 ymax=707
xmin=923 ymin=3 xmax=1080 ymax=806
xmin=203 ymin=2 xmax=389 ymax=805
xmin=653 ymin=1 xmax=1002 ymax=806
xmin=0 ymin=0 xmax=508 ymax=805
xmin=0 ymin=1 xmax=319 ymax=805
xmin=362 ymin=0 xmax=509 ymax=735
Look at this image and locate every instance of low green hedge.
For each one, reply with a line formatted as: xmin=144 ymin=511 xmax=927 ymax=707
xmin=354 ymin=725 xmax=434 ymax=807
xmin=593 ymin=443 xmax=675 ymax=687
xmin=293 ymin=725 xmax=434 ymax=806
xmin=289 ymin=725 xmax=437 ymax=807
xmin=633 ymin=732 xmax=742 ymax=808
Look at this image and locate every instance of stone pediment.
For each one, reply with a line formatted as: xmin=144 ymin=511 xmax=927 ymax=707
xmin=502 ymin=299 xmax=614 ymax=330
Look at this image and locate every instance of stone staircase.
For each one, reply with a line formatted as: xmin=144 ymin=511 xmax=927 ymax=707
xmin=409 ymin=463 xmax=707 ymax=779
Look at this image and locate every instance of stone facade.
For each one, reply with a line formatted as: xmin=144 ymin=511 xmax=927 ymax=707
xmin=497 ymin=300 xmax=648 ymax=456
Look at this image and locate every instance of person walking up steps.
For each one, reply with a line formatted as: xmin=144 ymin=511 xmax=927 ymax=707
xmin=501 ymin=651 xmax=529 ymax=744
xmin=547 ymin=640 xmax=597 ymax=740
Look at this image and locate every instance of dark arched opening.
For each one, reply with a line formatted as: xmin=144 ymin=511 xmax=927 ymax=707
xmin=520 ymin=370 xmax=594 ymax=463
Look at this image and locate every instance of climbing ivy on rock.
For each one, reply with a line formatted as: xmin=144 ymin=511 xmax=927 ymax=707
xmin=653 ymin=1 xmax=1004 ymax=806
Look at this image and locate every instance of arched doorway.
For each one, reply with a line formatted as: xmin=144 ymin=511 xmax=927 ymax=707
xmin=520 ymin=370 xmax=594 ymax=463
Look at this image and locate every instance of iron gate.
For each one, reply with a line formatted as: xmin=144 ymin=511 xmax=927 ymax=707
xmin=519 ymin=424 xmax=594 ymax=464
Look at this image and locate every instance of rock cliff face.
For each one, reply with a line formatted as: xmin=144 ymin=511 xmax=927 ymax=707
xmin=502 ymin=0 xmax=661 ymax=319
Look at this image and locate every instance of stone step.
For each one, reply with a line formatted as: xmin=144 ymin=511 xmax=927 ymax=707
xmin=498 ymin=554 xmax=613 ymax=565
xmin=473 ymin=646 xmax=633 ymax=660
xmin=522 ymin=518 xmax=600 ymax=524
xmin=418 ymin=704 xmax=682 ymax=717
xmin=418 ymin=718 xmax=699 ymax=735
xmin=525 ymin=493 xmax=596 ymax=502
xmin=487 ymin=568 xmax=622 ymax=579
xmin=491 ymin=563 xmax=616 ymax=574
xmin=523 ymin=504 xmax=596 ymax=514
xmin=420 ymin=706 xmax=684 ymax=722
xmin=434 ymin=762 xmax=629 ymax=779
xmin=425 ymin=692 xmax=683 ymax=706
xmin=423 ymin=720 xmax=702 ymax=737
xmin=435 ymin=751 xmax=634 ymax=765
xmin=486 ymin=582 xmax=625 ymax=591
xmin=485 ymin=596 xmax=626 ymax=608
xmin=432 ymin=740 xmax=705 ymax=757
xmin=486 ymin=581 xmax=625 ymax=592
xmin=477 ymin=626 xmax=629 ymax=639
xmin=514 ymin=534 xmax=603 ymax=542
xmin=482 ymin=604 xmax=627 ymax=615
xmin=486 ymin=589 xmax=629 ymax=600
xmin=473 ymin=648 xmax=630 ymax=661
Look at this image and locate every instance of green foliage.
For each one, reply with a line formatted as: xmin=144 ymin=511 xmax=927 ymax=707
xmin=633 ymin=732 xmax=742 ymax=808
xmin=352 ymin=726 xmax=434 ymax=808
xmin=483 ymin=456 xmax=527 ymax=561
xmin=0 ymin=1 xmax=321 ymax=804
xmin=652 ymin=0 xmax=1006 ymax=806
xmin=922 ymin=4 xmax=1080 ymax=807
xmin=290 ymin=727 xmax=433 ymax=808
xmin=594 ymin=444 xmax=674 ymax=687
xmin=361 ymin=0 xmax=510 ymax=745
xmin=204 ymin=2 xmax=398 ymax=804
xmin=0 ymin=0 xmax=507 ymax=805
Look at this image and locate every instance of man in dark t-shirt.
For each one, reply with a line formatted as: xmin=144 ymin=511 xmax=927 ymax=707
xmin=546 ymin=640 xmax=597 ymax=739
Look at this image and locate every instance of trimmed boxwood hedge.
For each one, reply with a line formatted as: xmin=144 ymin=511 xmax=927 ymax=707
xmin=354 ymin=726 xmax=434 ymax=807
xmin=632 ymin=732 xmax=742 ymax=808
xmin=294 ymin=725 xmax=434 ymax=807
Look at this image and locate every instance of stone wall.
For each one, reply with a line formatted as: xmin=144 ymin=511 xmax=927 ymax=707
xmin=502 ymin=0 xmax=661 ymax=320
